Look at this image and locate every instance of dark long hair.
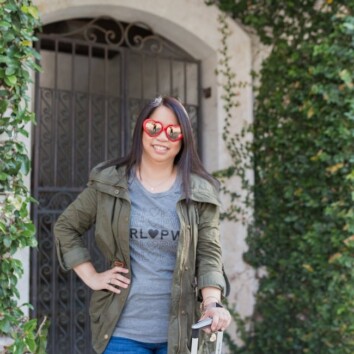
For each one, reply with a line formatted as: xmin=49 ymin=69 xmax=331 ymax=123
xmin=99 ymin=96 xmax=219 ymax=199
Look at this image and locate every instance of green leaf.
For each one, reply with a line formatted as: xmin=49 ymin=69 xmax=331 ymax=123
xmin=17 ymin=128 xmax=29 ymax=137
xmin=4 ymin=75 xmax=17 ymax=86
xmin=339 ymin=69 xmax=353 ymax=88
xmin=0 ymin=222 xmax=6 ymax=233
xmin=0 ymin=21 xmax=11 ymax=29
xmin=0 ymin=319 xmax=11 ymax=334
xmin=19 ymin=154 xmax=30 ymax=175
xmin=23 ymin=318 xmax=37 ymax=332
xmin=12 ymin=341 xmax=25 ymax=354
xmin=0 ymin=100 xmax=8 ymax=114
xmin=21 ymin=5 xmax=39 ymax=20
xmin=25 ymin=337 xmax=36 ymax=352
xmin=4 ymin=237 xmax=12 ymax=248
xmin=5 ymin=66 xmax=16 ymax=76
xmin=21 ymin=40 xmax=32 ymax=47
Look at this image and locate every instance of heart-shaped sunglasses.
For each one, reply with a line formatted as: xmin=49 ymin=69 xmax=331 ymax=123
xmin=143 ymin=119 xmax=183 ymax=142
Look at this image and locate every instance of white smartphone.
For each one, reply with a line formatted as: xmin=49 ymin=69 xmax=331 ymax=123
xmin=191 ymin=317 xmax=213 ymax=330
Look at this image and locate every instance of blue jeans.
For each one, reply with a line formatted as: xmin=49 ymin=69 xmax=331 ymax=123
xmin=103 ymin=336 xmax=168 ymax=354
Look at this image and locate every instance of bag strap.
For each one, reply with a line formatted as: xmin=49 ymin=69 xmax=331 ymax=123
xmin=222 ymin=264 xmax=231 ymax=297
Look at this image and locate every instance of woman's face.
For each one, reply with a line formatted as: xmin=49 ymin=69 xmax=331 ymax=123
xmin=141 ymin=105 xmax=182 ymax=165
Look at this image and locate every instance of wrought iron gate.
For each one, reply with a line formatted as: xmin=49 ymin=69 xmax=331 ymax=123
xmin=31 ymin=17 xmax=200 ymax=354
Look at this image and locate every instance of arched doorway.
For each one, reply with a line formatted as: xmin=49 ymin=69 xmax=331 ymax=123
xmin=31 ymin=17 xmax=200 ymax=353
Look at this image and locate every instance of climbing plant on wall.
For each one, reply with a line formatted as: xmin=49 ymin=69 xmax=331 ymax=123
xmin=0 ymin=1 xmax=48 ymax=353
xmin=208 ymin=0 xmax=354 ymax=353
xmin=212 ymin=12 xmax=253 ymax=225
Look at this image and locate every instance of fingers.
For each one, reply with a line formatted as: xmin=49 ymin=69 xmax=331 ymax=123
xmin=105 ymin=267 xmax=130 ymax=294
xmin=106 ymin=282 xmax=121 ymax=294
xmin=112 ymin=266 xmax=129 ymax=274
xmin=112 ymin=267 xmax=130 ymax=282
xmin=201 ymin=308 xmax=231 ymax=332
xmin=108 ymin=274 xmax=130 ymax=289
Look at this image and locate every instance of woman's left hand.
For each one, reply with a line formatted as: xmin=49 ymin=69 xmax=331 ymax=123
xmin=199 ymin=305 xmax=231 ymax=333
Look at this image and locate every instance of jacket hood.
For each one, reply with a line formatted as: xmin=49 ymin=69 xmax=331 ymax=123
xmin=89 ymin=162 xmax=128 ymax=187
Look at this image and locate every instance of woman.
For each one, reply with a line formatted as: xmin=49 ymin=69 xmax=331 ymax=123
xmin=54 ymin=96 xmax=231 ymax=354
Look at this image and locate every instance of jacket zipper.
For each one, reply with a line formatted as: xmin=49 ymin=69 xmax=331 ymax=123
xmin=194 ymin=203 xmax=199 ymax=225
xmin=176 ymin=202 xmax=191 ymax=353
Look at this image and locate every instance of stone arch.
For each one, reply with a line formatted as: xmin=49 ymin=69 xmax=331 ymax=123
xmin=35 ymin=0 xmax=253 ymax=170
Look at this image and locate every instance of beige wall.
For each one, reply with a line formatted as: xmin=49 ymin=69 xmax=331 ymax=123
xmin=24 ymin=0 xmax=257 ymax=347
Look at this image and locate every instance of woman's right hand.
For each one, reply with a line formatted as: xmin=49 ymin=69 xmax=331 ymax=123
xmin=73 ymin=262 xmax=130 ymax=295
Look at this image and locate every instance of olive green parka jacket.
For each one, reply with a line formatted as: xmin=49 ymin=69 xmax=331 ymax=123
xmin=54 ymin=164 xmax=226 ymax=354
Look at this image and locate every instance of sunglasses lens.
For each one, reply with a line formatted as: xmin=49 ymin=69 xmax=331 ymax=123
xmin=166 ymin=126 xmax=182 ymax=141
xmin=145 ymin=120 xmax=162 ymax=136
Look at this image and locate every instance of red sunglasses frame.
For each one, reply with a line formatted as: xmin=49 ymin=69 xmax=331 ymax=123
xmin=143 ymin=118 xmax=183 ymax=142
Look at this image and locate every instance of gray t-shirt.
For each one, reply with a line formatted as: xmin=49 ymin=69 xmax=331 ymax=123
xmin=113 ymin=174 xmax=181 ymax=342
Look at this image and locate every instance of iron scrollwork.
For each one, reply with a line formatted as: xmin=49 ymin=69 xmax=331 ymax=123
xmin=57 ymin=16 xmax=188 ymax=58
xmin=124 ymin=21 xmax=163 ymax=54
xmin=60 ymin=17 xmax=125 ymax=46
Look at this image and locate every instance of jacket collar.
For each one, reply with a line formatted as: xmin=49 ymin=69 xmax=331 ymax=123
xmin=189 ymin=174 xmax=221 ymax=206
xmin=89 ymin=164 xmax=220 ymax=206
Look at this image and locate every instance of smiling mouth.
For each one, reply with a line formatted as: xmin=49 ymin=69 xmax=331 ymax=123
xmin=153 ymin=145 xmax=169 ymax=152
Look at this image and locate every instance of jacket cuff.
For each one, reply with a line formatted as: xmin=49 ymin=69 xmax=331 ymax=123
xmin=198 ymin=271 xmax=226 ymax=296
xmin=62 ymin=247 xmax=91 ymax=270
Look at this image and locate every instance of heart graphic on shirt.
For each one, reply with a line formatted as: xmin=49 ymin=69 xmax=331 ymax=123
xmin=148 ymin=229 xmax=159 ymax=238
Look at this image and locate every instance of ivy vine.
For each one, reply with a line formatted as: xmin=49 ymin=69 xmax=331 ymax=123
xmin=211 ymin=10 xmax=254 ymax=351
xmin=213 ymin=13 xmax=253 ymax=225
xmin=0 ymin=1 xmax=48 ymax=353
xmin=209 ymin=1 xmax=354 ymax=353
